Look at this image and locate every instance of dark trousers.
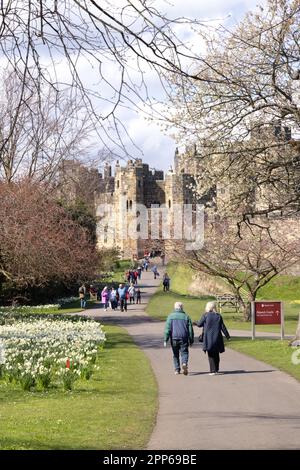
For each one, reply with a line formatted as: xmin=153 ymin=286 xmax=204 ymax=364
xmin=171 ymin=339 xmax=189 ymax=372
xmin=120 ymin=299 xmax=127 ymax=311
xmin=208 ymin=351 xmax=220 ymax=373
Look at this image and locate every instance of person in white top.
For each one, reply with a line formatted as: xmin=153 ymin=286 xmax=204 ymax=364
xmin=128 ymin=284 xmax=136 ymax=304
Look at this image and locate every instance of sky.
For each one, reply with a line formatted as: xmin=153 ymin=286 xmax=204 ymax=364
xmin=100 ymin=0 xmax=268 ymax=173
xmin=0 ymin=0 xmax=268 ymax=174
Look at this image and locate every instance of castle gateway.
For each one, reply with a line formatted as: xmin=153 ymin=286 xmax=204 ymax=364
xmin=94 ymin=153 xmax=203 ymax=259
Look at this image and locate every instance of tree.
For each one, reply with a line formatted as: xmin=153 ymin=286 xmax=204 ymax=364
xmin=0 ymin=180 xmax=99 ymax=300
xmin=180 ymin=216 xmax=300 ymax=320
xmin=60 ymin=199 xmax=98 ymax=244
xmin=0 ymin=70 xmax=95 ymax=183
xmin=165 ymin=0 xmax=300 ymax=220
xmin=0 ymin=0 xmax=207 ymax=161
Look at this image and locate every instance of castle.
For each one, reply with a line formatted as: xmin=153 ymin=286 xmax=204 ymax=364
xmin=94 ymin=151 xmax=203 ymax=258
xmin=58 ymin=121 xmax=299 ymax=259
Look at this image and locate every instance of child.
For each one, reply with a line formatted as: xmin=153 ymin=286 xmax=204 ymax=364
xmin=136 ymin=288 xmax=141 ymax=304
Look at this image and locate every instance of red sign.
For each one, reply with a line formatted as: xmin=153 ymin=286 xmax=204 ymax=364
xmin=254 ymin=301 xmax=281 ymax=325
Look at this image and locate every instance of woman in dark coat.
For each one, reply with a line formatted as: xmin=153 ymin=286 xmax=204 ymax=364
xmin=194 ymin=301 xmax=230 ymax=375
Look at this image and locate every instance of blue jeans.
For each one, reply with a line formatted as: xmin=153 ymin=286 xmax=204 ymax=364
xmin=80 ymin=298 xmax=86 ymax=308
xmin=171 ymin=339 xmax=189 ymax=372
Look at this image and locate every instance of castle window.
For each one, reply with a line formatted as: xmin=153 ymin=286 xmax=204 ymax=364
xmin=185 ymin=199 xmax=188 ymax=205
xmin=126 ymin=200 xmax=129 ymax=211
xmin=104 ymin=225 xmax=108 ymax=243
xmin=168 ymin=199 xmax=171 ymax=208
xmin=138 ymin=180 xmax=141 ymax=188
xmin=117 ymin=180 xmax=120 ymax=188
xmin=137 ymin=223 xmax=141 ymax=232
xmin=129 ymin=200 xmax=132 ymax=210
xmin=136 ymin=210 xmax=140 ymax=217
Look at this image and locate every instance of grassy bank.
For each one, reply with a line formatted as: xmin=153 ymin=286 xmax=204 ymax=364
xmin=146 ymin=290 xmax=299 ymax=334
xmin=228 ymin=338 xmax=300 ymax=383
xmin=147 ymin=262 xmax=300 ymax=335
xmin=0 ymin=324 xmax=157 ymax=450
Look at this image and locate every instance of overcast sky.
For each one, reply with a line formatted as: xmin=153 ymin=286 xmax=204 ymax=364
xmin=102 ymin=0 xmax=267 ymax=172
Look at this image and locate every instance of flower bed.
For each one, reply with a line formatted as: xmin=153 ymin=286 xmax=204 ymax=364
xmin=0 ymin=296 xmax=80 ymax=315
xmin=0 ymin=316 xmax=106 ymax=391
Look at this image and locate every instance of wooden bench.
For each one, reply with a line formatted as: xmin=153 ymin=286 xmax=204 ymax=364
xmin=215 ymin=294 xmax=239 ymax=313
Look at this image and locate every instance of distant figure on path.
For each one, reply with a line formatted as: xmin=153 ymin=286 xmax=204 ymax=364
xmin=110 ymin=287 xmax=118 ymax=310
xmin=136 ymin=288 xmax=141 ymax=304
xmin=152 ymin=265 xmax=159 ymax=279
xmin=137 ymin=266 xmax=142 ymax=279
xmin=163 ymin=273 xmax=170 ymax=291
xmin=118 ymin=283 xmax=128 ymax=312
xmin=78 ymin=283 xmax=87 ymax=309
xmin=128 ymin=283 xmax=136 ymax=304
xmin=164 ymin=302 xmax=194 ymax=375
xmin=193 ymin=301 xmax=230 ymax=375
xmin=101 ymin=286 xmax=110 ymax=311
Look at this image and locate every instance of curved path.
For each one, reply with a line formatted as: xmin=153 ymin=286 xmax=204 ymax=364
xmin=83 ymin=265 xmax=300 ymax=450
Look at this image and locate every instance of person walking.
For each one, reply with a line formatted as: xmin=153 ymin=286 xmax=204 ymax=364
xmin=152 ymin=265 xmax=159 ymax=279
xmin=128 ymin=283 xmax=136 ymax=304
xmin=193 ymin=301 xmax=230 ymax=375
xmin=164 ymin=302 xmax=194 ymax=375
xmin=78 ymin=283 xmax=87 ymax=309
xmin=118 ymin=283 xmax=128 ymax=312
xmin=163 ymin=273 xmax=170 ymax=291
xmin=101 ymin=286 xmax=110 ymax=311
xmin=109 ymin=287 xmax=118 ymax=310
xmin=136 ymin=287 xmax=141 ymax=304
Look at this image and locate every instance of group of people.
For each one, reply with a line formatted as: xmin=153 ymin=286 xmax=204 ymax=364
xmin=101 ymin=284 xmax=142 ymax=312
xmin=78 ymin=282 xmax=142 ymax=312
xmin=125 ymin=267 xmax=142 ymax=284
xmin=164 ymin=301 xmax=230 ymax=375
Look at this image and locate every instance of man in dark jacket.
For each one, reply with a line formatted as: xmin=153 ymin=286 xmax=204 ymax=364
xmin=164 ymin=302 xmax=194 ymax=375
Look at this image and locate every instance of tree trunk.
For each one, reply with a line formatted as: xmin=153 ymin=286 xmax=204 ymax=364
xmin=236 ymin=295 xmax=251 ymax=321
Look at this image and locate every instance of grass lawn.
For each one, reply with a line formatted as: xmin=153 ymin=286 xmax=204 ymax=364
xmin=148 ymin=262 xmax=300 ymax=335
xmin=146 ymin=290 xmax=299 ymax=335
xmin=228 ymin=337 xmax=300 ymax=383
xmin=99 ymin=259 xmax=134 ymax=284
xmin=0 ymin=324 xmax=157 ymax=450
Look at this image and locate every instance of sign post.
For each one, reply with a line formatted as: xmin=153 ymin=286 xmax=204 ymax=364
xmin=252 ymin=301 xmax=283 ymax=340
xmin=251 ymin=301 xmax=255 ymax=340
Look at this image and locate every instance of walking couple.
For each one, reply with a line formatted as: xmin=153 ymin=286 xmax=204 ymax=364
xmin=164 ymin=301 xmax=230 ymax=375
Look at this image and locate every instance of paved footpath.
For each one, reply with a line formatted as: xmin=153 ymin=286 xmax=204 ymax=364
xmin=83 ymin=265 xmax=300 ymax=450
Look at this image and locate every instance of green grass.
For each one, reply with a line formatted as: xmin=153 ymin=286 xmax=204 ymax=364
xmin=146 ymin=291 xmax=211 ymax=322
xmin=0 ymin=324 xmax=157 ymax=450
xmin=99 ymin=259 xmax=134 ymax=284
xmin=46 ymin=299 xmax=96 ymax=314
xmin=228 ymin=337 xmax=300 ymax=382
xmin=149 ymin=262 xmax=300 ymax=335
xmin=166 ymin=262 xmax=196 ymax=295
xmin=147 ymin=285 xmax=299 ymax=335
xmin=258 ymin=275 xmax=300 ymax=301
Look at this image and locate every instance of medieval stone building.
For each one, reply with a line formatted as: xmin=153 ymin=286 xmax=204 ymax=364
xmin=58 ymin=121 xmax=299 ymax=259
xmin=94 ymin=154 xmax=200 ymax=258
